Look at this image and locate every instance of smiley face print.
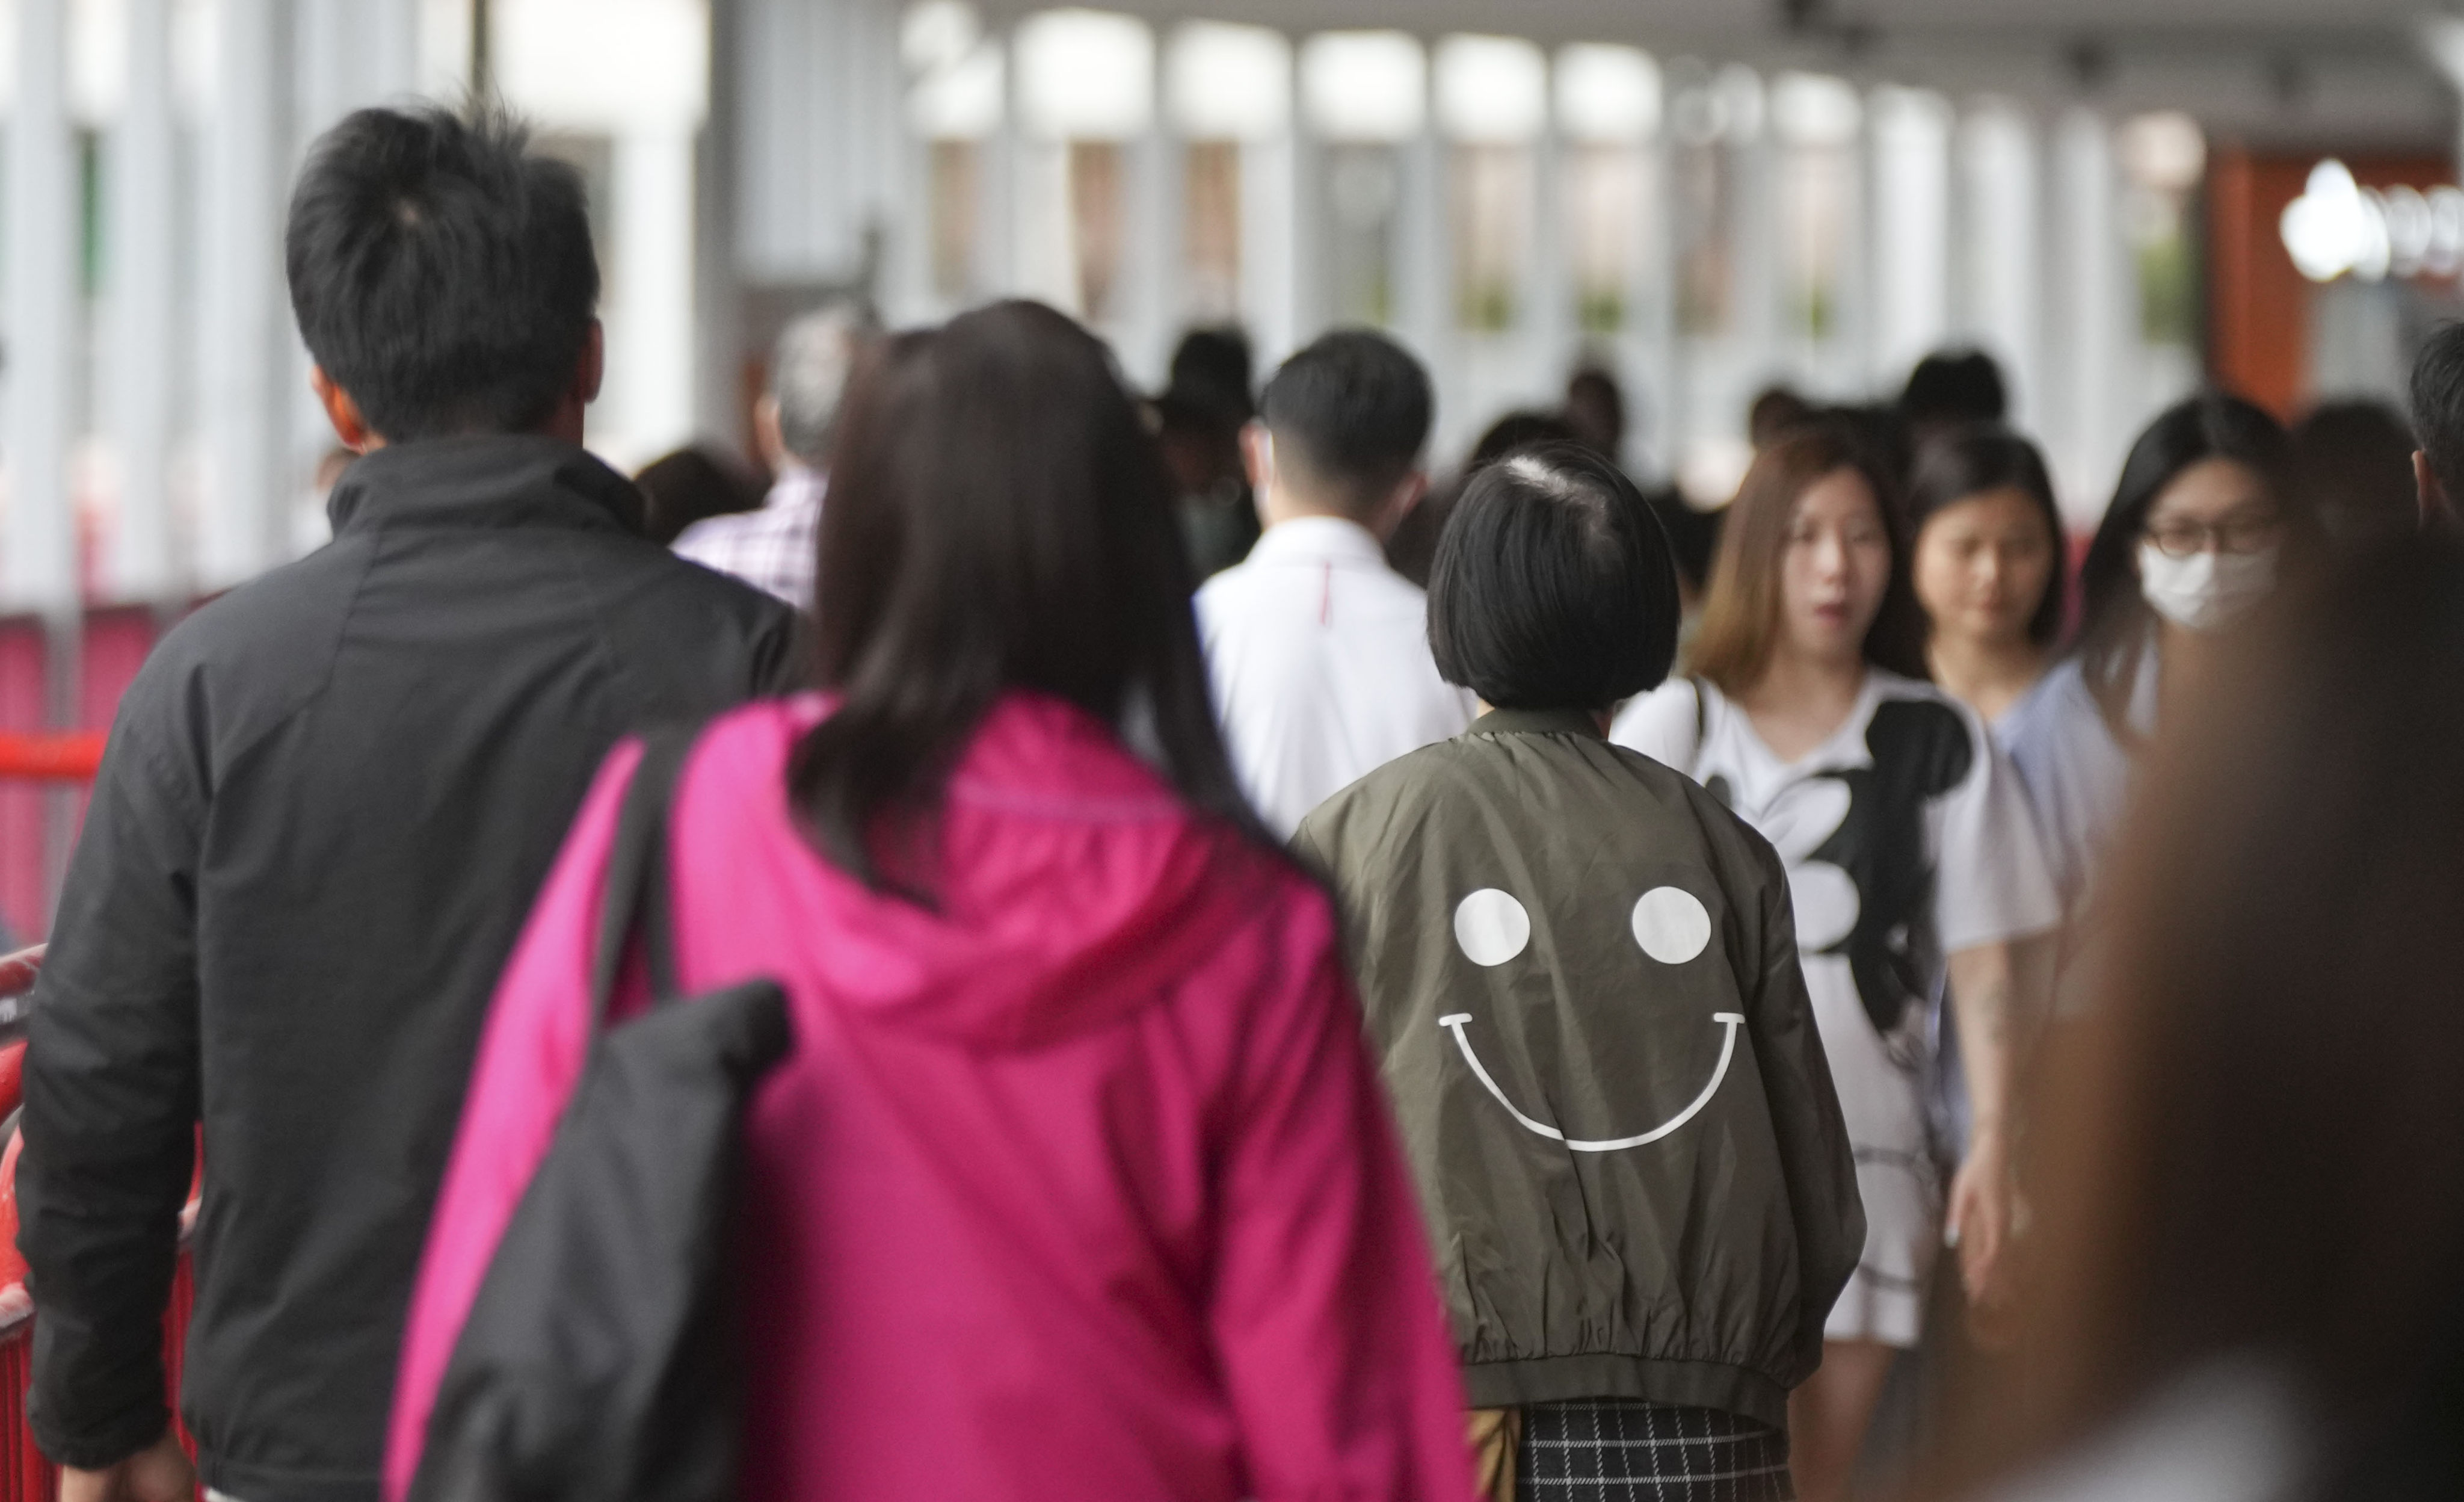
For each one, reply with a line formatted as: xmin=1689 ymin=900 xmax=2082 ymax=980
xmin=1437 ymin=885 xmax=1744 ymax=1152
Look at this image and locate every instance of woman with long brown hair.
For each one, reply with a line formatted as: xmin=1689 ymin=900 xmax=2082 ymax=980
xmin=1612 ymin=424 xmax=2058 ymax=1502
xmin=1951 ymin=536 xmax=2464 ymax=1501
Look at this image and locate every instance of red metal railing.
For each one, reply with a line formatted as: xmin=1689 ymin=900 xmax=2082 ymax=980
xmin=0 ymin=738 xmax=104 ymax=786
xmin=0 ymin=945 xmax=203 ymax=1501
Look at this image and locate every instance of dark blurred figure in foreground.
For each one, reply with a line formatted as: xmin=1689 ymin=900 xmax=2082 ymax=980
xmin=2290 ymin=400 xmax=2417 ymax=551
xmin=674 ymin=298 xmax=873 ymax=610
xmin=1385 ymin=409 xmax=1576 ymax=587
xmin=1900 ymin=350 xmax=2009 ymax=453
xmin=1947 ymin=537 xmax=2464 ymax=1502
xmin=635 ymin=445 xmax=766 ymax=546
xmin=1154 ymin=326 xmax=1260 ymax=578
xmin=2404 ymin=320 xmax=2464 ymax=531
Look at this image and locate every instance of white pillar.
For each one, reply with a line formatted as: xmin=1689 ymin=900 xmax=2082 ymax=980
xmin=199 ymin=0 xmax=294 ymax=591
xmin=2052 ymin=107 xmax=2130 ymax=524
xmin=297 ymin=0 xmax=419 ymax=134
xmin=371 ymin=0 xmax=420 ymax=100
xmin=4 ymin=0 xmax=81 ymax=616
xmin=1121 ymin=121 xmax=1180 ymax=388
xmin=1394 ymin=131 xmax=1449 ymax=435
xmin=1636 ymin=134 xmax=1681 ymax=482
xmin=697 ymin=0 xmax=744 ymax=447
xmin=106 ymin=0 xmax=183 ymax=603
xmin=1959 ymin=101 xmax=2042 ymax=428
xmin=608 ymin=128 xmax=700 ymax=465
xmin=1868 ymin=87 xmax=1952 ymax=388
xmin=1242 ymin=132 xmax=1300 ymax=365
xmin=1529 ymin=128 xmax=1574 ymax=406
xmin=1730 ymin=84 xmax=1782 ymax=389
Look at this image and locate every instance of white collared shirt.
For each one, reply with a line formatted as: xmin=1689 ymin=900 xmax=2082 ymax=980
xmin=1195 ymin=515 xmax=1477 ymax=837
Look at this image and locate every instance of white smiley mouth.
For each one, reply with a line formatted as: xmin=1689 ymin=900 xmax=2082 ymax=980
xmin=1436 ymin=1011 xmax=1746 ymax=1152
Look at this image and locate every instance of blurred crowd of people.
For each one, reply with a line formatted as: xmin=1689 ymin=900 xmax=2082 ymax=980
xmin=16 ymin=99 xmax=2464 ymax=1502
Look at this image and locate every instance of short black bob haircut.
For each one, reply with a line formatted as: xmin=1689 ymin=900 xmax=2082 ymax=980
xmin=1427 ymin=442 xmax=1681 ymax=712
xmin=1905 ymin=424 xmax=2069 ymax=647
xmin=1257 ymin=328 xmax=1432 ymax=513
xmin=286 ymin=104 xmax=600 ymax=442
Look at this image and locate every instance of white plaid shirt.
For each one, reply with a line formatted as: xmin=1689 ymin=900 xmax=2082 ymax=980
xmin=672 ymin=464 xmax=824 ymax=613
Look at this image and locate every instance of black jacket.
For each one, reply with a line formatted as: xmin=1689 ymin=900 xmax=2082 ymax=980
xmin=1293 ymin=709 xmax=1863 ymax=1427
xmin=18 ymin=437 xmax=802 ymax=1502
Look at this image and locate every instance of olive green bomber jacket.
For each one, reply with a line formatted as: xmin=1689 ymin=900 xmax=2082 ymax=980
xmin=1294 ymin=707 xmax=1864 ymax=1427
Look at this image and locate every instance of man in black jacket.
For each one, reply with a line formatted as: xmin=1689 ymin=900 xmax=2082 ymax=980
xmin=19 ymin=105 xmax=802 ymax=1502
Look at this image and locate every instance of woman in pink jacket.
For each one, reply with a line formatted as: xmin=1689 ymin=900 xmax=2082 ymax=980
xmin=383 ymin=300 xmax=1476 ymax=1501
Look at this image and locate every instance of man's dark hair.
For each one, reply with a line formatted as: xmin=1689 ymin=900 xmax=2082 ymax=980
xmin=1427 ymin=442 xmax=1680 ymax=711
xmin=1900 ymin=349 xmax=2008 ymax=430
xmin=2409 ymin=321 xmax=2464 ymax=505
xmin=1257 ymin=329 xmax=1432 ymax=515
xmin=286 ymin=104 xmax=600 ymax=441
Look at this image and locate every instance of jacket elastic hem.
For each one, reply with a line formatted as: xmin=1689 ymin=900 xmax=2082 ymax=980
xmin=197 ymin=1451 xmax=383 ymax=1502
xmin=31 ymin=1402 xmax=170 ymax=1473
xmin=1461 ymin=1353 xmax=1791 ymax=1432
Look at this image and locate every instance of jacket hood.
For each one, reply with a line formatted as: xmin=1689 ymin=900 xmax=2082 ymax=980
xmin=671 ymin=693 xmax=1294 ymax=1050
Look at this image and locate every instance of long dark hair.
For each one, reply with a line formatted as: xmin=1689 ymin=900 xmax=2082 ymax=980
xmin=2074 ymin=392 xmax=2312 ymax=736
xmin=791 ymin=300 xmax=1260 ymax=895
xmin=1690 ymin=422 xmax=1928 ymax=694
xmin=1905 ymin=424 xmax=2068 ymax=648
xmin=1936 ymin=536 xmax=2464 ymax=1500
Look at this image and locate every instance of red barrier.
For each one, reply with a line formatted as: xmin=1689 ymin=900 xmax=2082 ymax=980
xmin=0 ymin=945 xmax=202 ymax=1500
xmin=0 ymin=735 xmax=104 ymax=785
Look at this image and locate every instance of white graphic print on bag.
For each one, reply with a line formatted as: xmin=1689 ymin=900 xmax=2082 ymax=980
xmin=1437 ymin=885 xmax=1745 ymax=1152
xmin=1707 ymin=699 xmax=1971 ymax=1060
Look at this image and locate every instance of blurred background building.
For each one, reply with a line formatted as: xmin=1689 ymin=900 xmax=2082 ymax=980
xmin=0 ymin=0 xmax=2460 ymax=931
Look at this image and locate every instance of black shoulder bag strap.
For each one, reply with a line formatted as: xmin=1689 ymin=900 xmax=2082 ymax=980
xmin=590 ymin=722 xmax=707 ymax=1024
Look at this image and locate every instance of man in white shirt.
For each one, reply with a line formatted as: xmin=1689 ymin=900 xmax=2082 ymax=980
xmin=674 ymin=299 xmax=872 ymax=611
xmin=1196 ymin=329 xmax=1477 ymax=836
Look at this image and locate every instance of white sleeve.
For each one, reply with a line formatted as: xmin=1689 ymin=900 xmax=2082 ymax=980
xmin=1930 ymin=701 xmax=2063 ymax=954
xmin=1608 ymin=680 xmax=1704 ymax=774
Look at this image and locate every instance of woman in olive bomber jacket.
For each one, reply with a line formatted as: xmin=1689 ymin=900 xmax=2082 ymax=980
xmin=1296 ymin=445 xmax=1862 ymax=1501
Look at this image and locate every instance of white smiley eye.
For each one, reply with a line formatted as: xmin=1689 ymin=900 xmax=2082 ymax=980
xmin=1631 ymin=887 xmax=1713 ymax=965
xmin=1453 ymin=888 xmax=1532 ymax=967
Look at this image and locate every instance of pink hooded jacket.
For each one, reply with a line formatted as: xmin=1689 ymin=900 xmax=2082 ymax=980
xmin=385 ymin=693 xmax=1476 ymax=1502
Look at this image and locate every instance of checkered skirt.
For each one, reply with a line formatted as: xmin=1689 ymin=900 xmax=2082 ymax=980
xmin=1517 ymin=1399 xmax=1794 ymax=1501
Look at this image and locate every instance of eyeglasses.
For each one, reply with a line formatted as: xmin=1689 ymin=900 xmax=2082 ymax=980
xmin=2142 ymin=514 xmax=2283 ymax=558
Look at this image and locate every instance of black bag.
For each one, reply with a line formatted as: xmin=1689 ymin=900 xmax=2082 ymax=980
xmin=410 ymin=724 xmax=793 ymax=1502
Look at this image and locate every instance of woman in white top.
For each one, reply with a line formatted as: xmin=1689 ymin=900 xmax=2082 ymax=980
xmin=2002 ymin=394 xmax=2318 ymax=945
xmin=1611 ymin=424 xmax=2058 ymax=1502
xmin=1906 ymin=427 xmax=2068 ymax=741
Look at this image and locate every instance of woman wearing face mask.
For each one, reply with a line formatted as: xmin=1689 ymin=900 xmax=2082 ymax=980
xmin=1611 ymin=426 xmax=2059 ymax=1502
xmin=1908 ymin=428 xmax=2069 ymax=735
xmin=2003 ymin=394 xmax=2318 ymax=976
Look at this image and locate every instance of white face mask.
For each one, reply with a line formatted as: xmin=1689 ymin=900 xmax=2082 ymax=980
xmin=2137 ymin=541 xmax=2280 ymax=632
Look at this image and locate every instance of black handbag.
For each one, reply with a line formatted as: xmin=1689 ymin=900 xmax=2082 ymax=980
xmin=410 ymin=723 xmax=793 ymax=1502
